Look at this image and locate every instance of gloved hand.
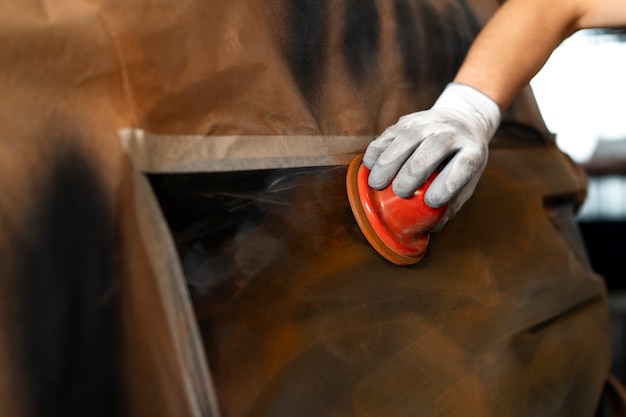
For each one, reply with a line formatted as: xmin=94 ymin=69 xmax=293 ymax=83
xmin=363 ymin=82 xmax=501 ymax=230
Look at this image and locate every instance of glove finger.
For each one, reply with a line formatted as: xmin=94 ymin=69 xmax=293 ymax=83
xmin=362 ymin=124 xmax=403 ymax=169
xmin=366 ymin=126 xmax=425 ymax=190
xmin=424 ymin=144 xmax=486 ymax=208
xmin=391 ymin=132 xmax=456 ymax=198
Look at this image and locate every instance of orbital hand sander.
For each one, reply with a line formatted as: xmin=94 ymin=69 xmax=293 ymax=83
xmin=346 ymin=154 xmax=448 ymax=266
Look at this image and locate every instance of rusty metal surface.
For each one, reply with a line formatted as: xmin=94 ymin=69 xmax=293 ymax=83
xmin=153 ymin=129 xmax=610 ymax=417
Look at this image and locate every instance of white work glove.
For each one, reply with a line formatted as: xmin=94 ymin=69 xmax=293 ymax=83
xmin=363 ymin=82 xmax=501 ymax=229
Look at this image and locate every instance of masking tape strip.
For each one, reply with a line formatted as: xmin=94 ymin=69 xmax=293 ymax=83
xmin=132 ymin=171 xmax=220 ymax=417
xmin=119 ymin=128 xmax=375 ymax=173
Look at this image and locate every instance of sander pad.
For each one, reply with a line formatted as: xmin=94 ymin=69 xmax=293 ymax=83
xmin=346 ymin=154 xmax=447 ymax=266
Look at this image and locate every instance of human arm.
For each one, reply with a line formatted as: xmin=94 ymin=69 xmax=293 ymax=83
xmin=457 ymin=0 xmax=626 ymax=111
xmin=364 ymin=0 xmax=626 ymax=228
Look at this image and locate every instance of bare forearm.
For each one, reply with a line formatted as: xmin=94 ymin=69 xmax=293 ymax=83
xmin=454 ymin=0 xmax=626 ymax=111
